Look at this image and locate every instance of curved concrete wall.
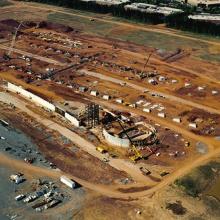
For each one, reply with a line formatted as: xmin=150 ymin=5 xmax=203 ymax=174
xmin=103 ymin=128 xmax=130 ymax=148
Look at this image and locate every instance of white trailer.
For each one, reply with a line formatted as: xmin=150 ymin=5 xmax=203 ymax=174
xmin=143 ymin=108 xmax=151 ymax=113
xmin=189 ymin=123 xmax=197 ymax=128
xmin=90 ymin=90 xmax=98 ymax=96
xmin=158 ymin=112 xmax=166 ymax=118
xmin=116 ymin=99 xmax=123 ymax=104
xmin=172 ymin=118 xmax=181 ymax=123
xmin=103 ymin=95 xmax=110 ymax=100
xmin=60 ymin=176 xmax=76 ymax=189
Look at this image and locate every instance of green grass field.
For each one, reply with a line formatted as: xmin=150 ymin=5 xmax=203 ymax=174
xmin=48 ymin=12 xmax=219 ymax=63
xmin=0 ymin=1 xmax=219 ymax=62
xmin=47 ymin=12 xmax=115 ymax=37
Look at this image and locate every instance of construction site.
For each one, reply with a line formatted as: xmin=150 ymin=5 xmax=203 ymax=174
xmin=0 ymin=1 xmax=220 ymax=218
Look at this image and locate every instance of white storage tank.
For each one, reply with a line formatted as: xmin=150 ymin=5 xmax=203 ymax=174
xmin=60 ymin=176 xmax=76 ymax=189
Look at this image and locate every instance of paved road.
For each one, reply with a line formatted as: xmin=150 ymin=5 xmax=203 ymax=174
xmin=79 ymin=69 xmax=220 ymax=115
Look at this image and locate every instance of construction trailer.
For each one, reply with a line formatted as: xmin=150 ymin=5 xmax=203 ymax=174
xmin=60 ymin=176 xmax=76 ymax=189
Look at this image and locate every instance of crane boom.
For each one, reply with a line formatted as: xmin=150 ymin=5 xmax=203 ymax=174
xmin=141 ymin=51 xmax=153 ymax=75
xmin=111 ymin=115 xmax=142 ymax=162
xmin=7 ymin=22 xmax=23 ymax=56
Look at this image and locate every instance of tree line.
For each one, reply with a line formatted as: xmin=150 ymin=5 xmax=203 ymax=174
xmin=25 ymin=0 xmax=220 ymax=36
xmin=166 ymin=12 xmax=220 ymax=36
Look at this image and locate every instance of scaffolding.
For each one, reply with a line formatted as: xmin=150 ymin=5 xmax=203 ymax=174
xmin=86 ymin=103 xmax=99 ymax=128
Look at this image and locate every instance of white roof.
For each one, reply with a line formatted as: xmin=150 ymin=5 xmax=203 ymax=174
xmin=125 ymin=3 xmax=183 ymax=15
xmin=189 ymin=14 xmax=220 ymax=21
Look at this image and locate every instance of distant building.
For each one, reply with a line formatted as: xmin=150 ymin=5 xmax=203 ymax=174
xmin=184 ymin=0 xmax=220 ymax=7
xmin=81 ymin=0 xmax=130 ymax=6
xmin=189 ymin=14 xmax=220 ymax=21
xmin=125 ymin=3 xmax=183 ymax=16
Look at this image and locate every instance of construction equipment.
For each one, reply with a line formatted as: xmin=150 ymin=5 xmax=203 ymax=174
xmin=139 ymin=51 xmax=154 ymax=79
xmin=116 ymin=119 xmax=142 ymax=162
xmin=3 ymin=21 xmax=24 ymax=60
xmin=139 ymin=167 xmax=151 ymax=176
xmin=96 ymin=146 xmax=106 ymax=154
xmin=104 ymin=110 xmax=142 ymax=162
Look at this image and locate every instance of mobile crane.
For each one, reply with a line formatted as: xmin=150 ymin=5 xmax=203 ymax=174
xmin=3 ymin=21 xmax=24 ymax=61
xmin=139 ymin=51 xmax=154 ymax=79
xmin=116 ymin=119 xmax=143 ymax=162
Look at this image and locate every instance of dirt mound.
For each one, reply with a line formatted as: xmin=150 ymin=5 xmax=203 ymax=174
xmin=0 ymin=19 xmax=20 ymax=28
xmin=23 ymin=21 xmax=38 ymax=28
xmin=38 ymin=21 xmax=74 ymax=33
xmin=0 ymin=19 xmax=27 ymax=36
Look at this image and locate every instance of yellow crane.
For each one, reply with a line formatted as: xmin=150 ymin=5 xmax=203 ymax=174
xmin=103 ymin=109 xmax=142 ymax=162
xmin=116 ymin=119 xmax=142 ymax=162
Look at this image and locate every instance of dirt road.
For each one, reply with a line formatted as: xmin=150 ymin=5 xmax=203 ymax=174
xmin=1 ymin=132 xmax=220 ymax=199
xmin=123 ymin=50 xmax=220 ymax=84
xmin=1 ymin=91 xmax=220 ymax=199
xmin=79 ymin=69 xmax=220 ymax=115
xmin=0 ymin=44 xmax=65 ymax=66
xmin=0 ymin=91 xmax=157 ymax=186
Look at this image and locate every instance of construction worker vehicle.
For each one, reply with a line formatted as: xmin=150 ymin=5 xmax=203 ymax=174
xmin=96 ymin=146 xmax=106 ymax=154
xmin=139 ymin=167 xmax=151 ymax=176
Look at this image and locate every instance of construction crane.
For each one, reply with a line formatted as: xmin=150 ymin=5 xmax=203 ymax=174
xmin=139 ymin=51 xmax=154 ymax=79
xmin=116 ymin=119 xmax=143 ymax=162
xmin=3 ymin=21 xmax=24 ymax=60
xmin=103 ymin=109 xmax=142 ymax=162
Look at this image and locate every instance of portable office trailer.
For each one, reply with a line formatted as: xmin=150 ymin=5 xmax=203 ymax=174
xmin=60 ymin=176 xmax=76 ymax=189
